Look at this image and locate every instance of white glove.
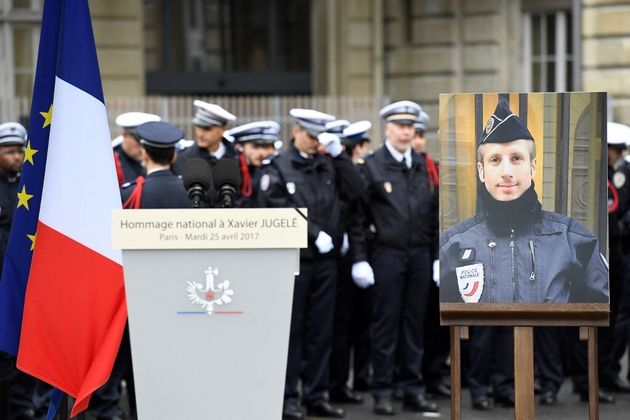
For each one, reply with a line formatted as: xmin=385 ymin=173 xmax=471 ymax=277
xmin=315 ymin=231 xmax=334 ymax=254
xmin=318 ymin=133 xmax=343 ymax=157
xmin=352 ymin=261 xmax=375 ymax=289
xmin=433 ymin=259 xmax=439 ymax=286
xmin=340 ymin=233 xmax=350 ymax=256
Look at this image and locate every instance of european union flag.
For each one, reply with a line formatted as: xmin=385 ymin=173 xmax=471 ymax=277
xmin=0 ymin=0 xmax=60 ymax=356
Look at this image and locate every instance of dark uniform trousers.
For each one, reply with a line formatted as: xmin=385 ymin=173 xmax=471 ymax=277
xmin=330 ymin=254 xmax=372 ymax=393
xmin=354 ymin=146 xmax=437 ymax=399
xmin=467 ymin=327 xmax=514 ymax=400
xmin=285 ymin=257 xmax=337 ymax=405
xmin=371 ymin=246 xmax=432 ymax=398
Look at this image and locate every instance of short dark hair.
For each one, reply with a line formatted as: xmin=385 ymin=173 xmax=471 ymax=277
xmin=143 ymin=144 xmax=175 ymax=165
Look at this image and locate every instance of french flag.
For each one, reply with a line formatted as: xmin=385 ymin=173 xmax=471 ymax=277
xmin=13 ymin=0 xmax=127 ymax=416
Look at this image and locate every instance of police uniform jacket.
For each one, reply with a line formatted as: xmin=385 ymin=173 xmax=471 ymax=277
xmin=0 ymin=172 xmax=19 ymax=265
xmin=172 ymin=138 xmax=236 ymax=175
xmin=354 ymin=144 xmax=437 ymax=261
xmin=121 ymin=169 xmax=191 ymax=209
xmin=258 ymin=144 xmax=358 ymax=260
xmin=610 ymin=159 xmax=630 ymax=243
xmin=114 ymin=144 xmax=145 ymax=183
xmin=440 ymin=187 xmax=609 ymax=304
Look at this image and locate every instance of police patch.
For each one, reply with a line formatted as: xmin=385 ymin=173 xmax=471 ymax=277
xmin=456 ymin=263 xmax=484 ymax=303
xmin=286 ymin=182 xmax=296 ymax=195
xmin=384 ymin=181 xmax=392 ymax=193
xmin=614 ymin=171 xmax=626 ymax=189
xmin=260 ymin=174 xmax=270 ymax=192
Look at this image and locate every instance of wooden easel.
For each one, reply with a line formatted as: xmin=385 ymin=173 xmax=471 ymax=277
xmin=441 ymin=303 xmax=609 ymax=420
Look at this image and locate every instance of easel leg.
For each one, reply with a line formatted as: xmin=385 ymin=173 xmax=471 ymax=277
xmin=450 ymin=326 xmax=468 ymax=420
xmin=580 ymin=326 xmax=599 ymax=420
xmin=514 ymin=326 xmax=535 ymax=420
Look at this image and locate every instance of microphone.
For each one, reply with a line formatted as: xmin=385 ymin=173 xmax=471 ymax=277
xmin=213 ymin=158 xmax=242 ymax=208
xmin=182 ymin=158 xmax=212 ymax=208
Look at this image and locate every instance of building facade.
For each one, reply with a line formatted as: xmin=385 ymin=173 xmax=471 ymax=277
xmin=1 ymin=0 xmax=630 ymax=128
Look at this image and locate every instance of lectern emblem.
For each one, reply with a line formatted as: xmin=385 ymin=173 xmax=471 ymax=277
xmin=186 ymin=266 xmax=235 ymax=315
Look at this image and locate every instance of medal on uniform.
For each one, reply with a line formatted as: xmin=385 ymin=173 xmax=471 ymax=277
xmin=384 ymin=181 xmax=392 ymax=193
xmin=614 ymin=171 xmax=626 ymax=189
xmin=286 ymin=182 xmax=296 ymax=195
xmin=456 ymin=263 xmax=484 ymax=303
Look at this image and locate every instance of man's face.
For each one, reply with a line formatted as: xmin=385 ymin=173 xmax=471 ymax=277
xmin=386 ymin=122 xmax=415 ymax=153
xmin=194 ymin=125 xmax=225 ymax=151
xmin=477 ymin=140 xmax=536 ymax=201
xmin=411 ymin=131 xmax=427 ymax=154
xmin=293 ymin=126 xmax=319 ymax=155
xmin=122 ymin=131 xmax=143 ymax=161
xmin=240 ymin=142 xmax=259 ymax=166
xmin=0 ymin=145 xmax=25 ymax=176
xmin=607 ymin=147 xmax=623 ymax=167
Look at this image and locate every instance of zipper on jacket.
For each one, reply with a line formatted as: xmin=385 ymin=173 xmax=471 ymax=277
xmin=510 ymin=229 xmax=516 ymax=302
xmin=488 ymin=240 xmax=496 ymax=302
xmin=528 ymin=240 xmax=536 ymax=282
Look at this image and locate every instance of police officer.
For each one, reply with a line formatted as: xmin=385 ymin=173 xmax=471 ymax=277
xmin=342 ymin=120 xmax=371 ymax=164
xmin=121 ymin=121 xmax=191 ymax=209
xmin=602 ymin=122 xmax=630 ymax=393
xmin=0 ymin=122 xmax=42 ymax=419
xmin=228 ymin=120 xmax=282 ymax=208
xmin=172 ymin=100 xmax=236 ymax=175
xmin=353 ymin=101 xmax=439 ymax=415
xmin=258 ymin=109 xmax=365 ymax=419
xmin=440 ymin=100 xmax=609 ymax=304
xmin=329 ymin=120 xmax=374 ymax=405
xmin=112 ymin=112 xmax=161 ymax=185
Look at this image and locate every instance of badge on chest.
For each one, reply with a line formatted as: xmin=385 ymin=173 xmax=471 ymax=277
xmin=456 ymin=262 xmax=484 ymax=303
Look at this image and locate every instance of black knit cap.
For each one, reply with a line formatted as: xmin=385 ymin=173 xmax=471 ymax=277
xmin=479 ymin=100 xmax=534 ymax=145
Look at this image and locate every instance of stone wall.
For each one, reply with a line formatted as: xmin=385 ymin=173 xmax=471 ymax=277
xmin=582 ymin=0 xmax=630 ymax=124
xmin=90 ymin=0 xmax=145 ymax=96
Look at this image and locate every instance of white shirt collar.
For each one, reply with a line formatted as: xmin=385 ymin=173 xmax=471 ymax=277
xmin=385 ymin=140 xmax=412 ymax=168
xmin=211 ymin=141 xmax=225 ymax=159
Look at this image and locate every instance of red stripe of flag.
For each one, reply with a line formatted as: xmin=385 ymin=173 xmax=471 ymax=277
xmin=17 ymin=222 xmax=126 ymax=415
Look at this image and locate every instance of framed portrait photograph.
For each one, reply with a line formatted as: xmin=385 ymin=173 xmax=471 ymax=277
xmin=439 ymin=92 xmax=609 ymax=325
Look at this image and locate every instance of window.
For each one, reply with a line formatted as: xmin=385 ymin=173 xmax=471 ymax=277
xmin=0 ymin=0 xmax=42 ymax=97
xmin=144 ymin=0 xmax=312 ymax=95
xmin=523 ymin=6 xmax=574 ymax=92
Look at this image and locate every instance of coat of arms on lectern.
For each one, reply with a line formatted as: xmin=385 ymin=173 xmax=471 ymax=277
xmin=186 ymin=266 xmax=235 ymax=315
